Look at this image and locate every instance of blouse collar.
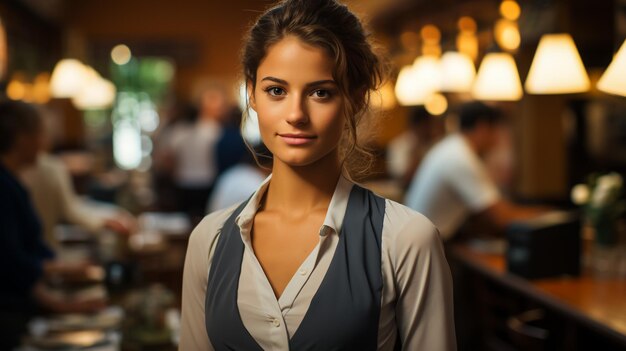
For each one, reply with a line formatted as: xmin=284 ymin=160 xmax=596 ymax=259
xmin=235 ymin=173 xmax=354 ymax=237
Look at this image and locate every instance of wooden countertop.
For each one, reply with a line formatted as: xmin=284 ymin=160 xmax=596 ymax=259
xmin=450 ymin=245 xmax=626 ymax=345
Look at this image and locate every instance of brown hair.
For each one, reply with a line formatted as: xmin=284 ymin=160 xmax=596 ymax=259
xmin=242 ymin=0 xmax=384 ymax=179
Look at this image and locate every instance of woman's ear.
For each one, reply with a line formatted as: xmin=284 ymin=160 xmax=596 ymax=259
xmin=247 ymin=81 xmax=257 ymax=111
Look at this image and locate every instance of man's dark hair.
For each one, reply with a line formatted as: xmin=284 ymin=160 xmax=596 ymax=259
xmin=0 ymin=100 xmax=41 ymax=154
xmin=408 ymin=106 xmax=432 ymax=127
xmin=458 ymin=101 xmax=502 ymax=132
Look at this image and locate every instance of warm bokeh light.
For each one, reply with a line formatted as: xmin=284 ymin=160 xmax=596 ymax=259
xmin=597 ymin=39 xmax=626 ymax=97
xmin=0 ymin=17 xmax=7 ymax=80
xmin=457 ymin=34 xmax=479 ymax=61
xmin=472 ymin=53 xmax=523 ymax=101
xmin=458 ymin=16 xmax=477 ymax=33
xmin=32 ymin=73 xmax=51 ymax=104
xmin=421 ymin=25 xmax=442 ymax=57
xmin=372 ymin=80 xmax=397 ymax=111
xmin=421 ymin=25 xmax=441 ymax=43
xmin=395 ymin=65 xmax=419 ymax=106
xmin=111 ymin=44 xmax=132 ymax=65
xmin=525 ymin=34 xmax=590 ymax=94
xmin=395 ymin=56 xmax=442 ymax=106
xmin=6 ymin=73 xmax=28 ymax=101
xmin=440 ymin=51 xmax=476 ymax=93
xmin=424 ymin=93 xmax=448 ymax=116
xmin=500 ymin=0 xmax=521 ymax=21
xmin=400 ymin=30 xmax=420 ymax=51
xmin=72 ymin=65 xmax=116 ymax=110
xmin=495 ymin=19 xmax=521 ymax=51
xmin=73 ymin=77 xmax=116 ymax=110
xmin=457 ymin=17 xmax=479 ymax=62
xmin=50 ymin=59 xmax=88 ymax=98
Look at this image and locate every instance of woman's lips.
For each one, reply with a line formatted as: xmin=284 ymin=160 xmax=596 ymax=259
xmin=278 ymin=133 xmax=316 ymax=145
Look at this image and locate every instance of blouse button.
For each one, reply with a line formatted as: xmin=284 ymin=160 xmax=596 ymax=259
xmin=299 ymin=268 xmax=308 ymax=276
xmin=272 ymin=318 xmax=281 ymax=327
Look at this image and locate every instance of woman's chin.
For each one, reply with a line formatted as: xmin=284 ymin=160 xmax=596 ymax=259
xmin=276 ymin=156 xmax=317 ymax=167
xmin=270 ymin=145 xmax=339 ymax=169
xmin=273 ymin=150 xmax=323 ymax=168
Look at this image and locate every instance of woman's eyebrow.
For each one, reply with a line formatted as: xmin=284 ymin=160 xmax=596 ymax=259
xmin=261 ymin=76 xmax=288 ymax=85
xmin=260 ymin=77 xmax=336 ymax=88
xmin=306 ymin=79 xmax=337 ymax=88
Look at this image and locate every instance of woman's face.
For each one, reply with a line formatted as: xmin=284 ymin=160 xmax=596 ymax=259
xmin=250 ymin=36 xmax=344 ymax=168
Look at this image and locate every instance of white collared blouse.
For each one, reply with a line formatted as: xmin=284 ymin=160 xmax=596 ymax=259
xmin=180 ymin=175 xmax=456 ymax=350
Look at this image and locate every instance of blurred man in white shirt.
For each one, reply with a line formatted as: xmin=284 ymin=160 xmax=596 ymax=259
xmin=405 ymin=102 xmax=544 ymax=240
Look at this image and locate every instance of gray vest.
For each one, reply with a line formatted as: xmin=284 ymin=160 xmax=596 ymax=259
xmin=205 ymin=185 xmax=386 ymax=350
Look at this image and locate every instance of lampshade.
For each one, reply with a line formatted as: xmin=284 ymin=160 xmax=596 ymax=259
xmin=472 ymin=53 xmax=522 ymax=101
xmin=50 ymin=59 xmax=89 ymax=98
xmin=395 ymin=65 xmax=419 ymax=106
xmin=597 ymin=40 xmax=626 ymax=97
xmin=440 ymin=51 xmax=475 ymax=93
xmin=72 ymin=66 xmax=116 ymax=110
xmin=394 ymin=56 xmax=442 ymax=106
xmin=525 ymin=34 xmax=590 ymax=94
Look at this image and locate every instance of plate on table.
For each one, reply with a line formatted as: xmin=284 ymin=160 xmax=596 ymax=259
xmin=138 ymin=212 xmax=191 ymax=236
xmin=45 ymin=307 xmax=124 ymax=332
xmin=25 ymin=330 xmax=108 ymax=349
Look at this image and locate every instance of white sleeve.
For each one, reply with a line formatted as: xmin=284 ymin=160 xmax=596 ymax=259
xmin=447 ymin=155 xmax=500 ymax=212
xmin=387 ymin=134 xmax=411 ymax=179
xmin=384 ymin=202 xmax=456 ymax=351
xmin=52 ymin=158 xmax=105 ymax=231
xmin=179 ymin=205 xmax=239 ymax=351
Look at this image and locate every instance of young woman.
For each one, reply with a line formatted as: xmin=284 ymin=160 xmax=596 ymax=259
xmin=180 ymin=0 xmax=456 ymax=350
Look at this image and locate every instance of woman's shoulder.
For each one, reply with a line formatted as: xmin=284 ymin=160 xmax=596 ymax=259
xmin=382 ymin=198 xmax=442 ymax=250
xmin=187 ymin=202 xmax=243 ymax=249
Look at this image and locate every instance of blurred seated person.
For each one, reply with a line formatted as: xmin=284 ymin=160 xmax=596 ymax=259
xmin=166 ymin=82 xmax=227 ymax=220
xmin=152 ymin=101 xmax=197 ymax=211
xmin=0 ymin=101 xmax=104 ymax=349
xmin=387 ymin=106 xmax=444 ymax=188
xmin=405 ymin=102 xmax=545 ymax=241
xmin=207 ymin=143 xmax=270 ymax=213
xmin=20 ymin=118 xmax=133 ymax=250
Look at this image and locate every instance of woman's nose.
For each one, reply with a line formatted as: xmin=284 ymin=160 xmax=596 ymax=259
xmin=286 ymin=95 xmax=309 ymax=126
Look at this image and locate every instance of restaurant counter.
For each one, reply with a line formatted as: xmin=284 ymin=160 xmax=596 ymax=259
xmin=450 ymin=243 xmax=626 ymax=350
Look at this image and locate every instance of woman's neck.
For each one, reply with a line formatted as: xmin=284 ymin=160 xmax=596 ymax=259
xmin=264 ymin=151 xmax=342 ymax=216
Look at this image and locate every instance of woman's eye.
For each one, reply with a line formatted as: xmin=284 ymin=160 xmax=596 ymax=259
xmin=266 ymin=87 xmax=285 ymax=97
xmin=312 ymin=89 xmax=331 ymax=99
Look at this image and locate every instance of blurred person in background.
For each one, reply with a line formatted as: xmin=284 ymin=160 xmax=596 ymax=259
xmin=405 ymin=101 xmax=545 ymax=241
xmin=152 ymin=100 xmax=198 ymax=211
xmin=207 ymin=142 xmax=270 ymax=213
xmin=20 ymin=108 xmax=134 ymax=251
xmin=207 ymin=106 xmax=268 ymax=212
xmin=215 ymin=106 xmax=249 ymax=176
xmin=387 ymin=106 xmax=444 ymax=189
xmin=0 ymin=101 xmax=104 ymax=350
xmin=166 ymin=83 xmax=227 ymax=221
